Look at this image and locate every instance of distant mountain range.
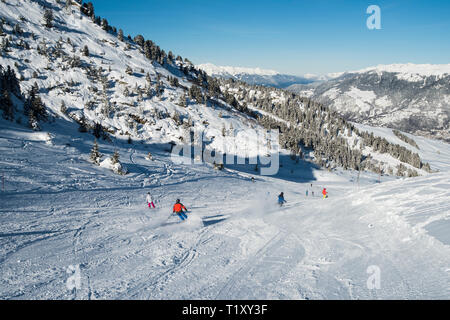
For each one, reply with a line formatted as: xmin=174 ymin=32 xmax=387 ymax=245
xmin=199 ymin=62 xmax=450 ymax=141
xmin=197 ymin=63 xmax=324 ymax=89
xmin=287 ymin=64 xmax=450 ymax=142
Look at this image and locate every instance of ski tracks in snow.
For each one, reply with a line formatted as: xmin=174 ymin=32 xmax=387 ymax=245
xmin=216 ymin=230 xmax=306 ymax=299
xmin=117 ymin=227 xmax=209 ymax=299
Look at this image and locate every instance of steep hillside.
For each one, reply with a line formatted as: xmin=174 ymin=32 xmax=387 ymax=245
xmin=288 ymin=64 xmax=450 ymax=142
xmin=0 ymin=0 xmax=271 ymax=165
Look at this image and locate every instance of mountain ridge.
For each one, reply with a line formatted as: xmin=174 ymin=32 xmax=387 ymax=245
xmin=287 ymin=63 xmax=450 ymax=142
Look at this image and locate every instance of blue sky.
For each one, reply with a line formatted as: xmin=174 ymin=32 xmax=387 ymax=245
xmin=91 ymin=0 xmax=450 ymax=76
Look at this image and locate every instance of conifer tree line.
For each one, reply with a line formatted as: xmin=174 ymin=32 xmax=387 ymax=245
xmin=0 ymin=64 xmax=21 ymax=121
xmin=392 ymin=129 xmax=420 ymax=149
xmin=0 ymin=63 xmax=49 ymax=130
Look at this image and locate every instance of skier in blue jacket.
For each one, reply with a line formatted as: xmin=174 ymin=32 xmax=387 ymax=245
xmin=278 ymin=192 xmax=286 ymax=207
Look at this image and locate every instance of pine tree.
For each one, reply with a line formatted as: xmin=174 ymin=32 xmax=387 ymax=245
xmin=171 ymin=111 xmax=181 ymax=125
xmin=0 ymin=90 xmax=14 ymax=121
xmin=23 ymin=83 xmax=46 ymax=123
xmin=93 ymin=122 xmax=103 ymax=139
xmin=60 ymin=100 xmax=68 ymax=115
xmin=28 ymin=109 xmax=39 ymax=130
xmin=101 ymin=18 xmax=109 ymax=31
xmin=90 ymin=139 xmax=102 ymax=165
xmin=118 ymin=29 xmax=124 ymax=41
xmin=43 ymin=9 xmax=53 ymax=28
xmin=82 ymin=45 xmax=89 ymax=56
xmin=134 ymin=35 xmax=145 ymax=47
xmin=78 ymin=115 xmax=88 ymax=132
xmin=111 ymin=150 xmax=120 ymax=165
xmin=64 ymin=0 xmax=72 ymax=11
xmin=177 ymin=94 xmax=187 ymax=107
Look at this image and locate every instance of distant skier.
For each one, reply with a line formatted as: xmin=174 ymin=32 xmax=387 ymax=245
xmin=278 ymin=192 xmax=286 ymax=207
xmin=146 ymin=192 xmax=155 ymax=209
xmin=306 ymin=190 xmax=309 ymax=197
xmin=322 ymin=188 xmax=328 ymax=199
xmin=251 ymin=177 xmax=255 ymax=183
xmin=173 ymin=199 xmax=188 ymax=221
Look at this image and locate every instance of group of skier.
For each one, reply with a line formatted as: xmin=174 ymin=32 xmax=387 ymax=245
xmin=305 ymin=184 xmax=328 ymax=199
xmin=146 ymin=192 xmax=189 ymax=221
xmin=278 ymin=187 xmax=328 ymax=206
xmin=146 ymin=184 xmax=328 ymax=221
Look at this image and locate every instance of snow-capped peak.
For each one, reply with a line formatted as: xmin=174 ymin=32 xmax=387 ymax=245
xmin=197 ymin=63 xmax=280 ymax=77
xmin=348 ymin=63 xmax=450 ymax=78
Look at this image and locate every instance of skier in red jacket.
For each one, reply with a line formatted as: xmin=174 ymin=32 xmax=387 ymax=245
xmin=322 ymin=188 xmax=328 ymax=199
xmin=173 ymin=199 xmax=188 ymax=220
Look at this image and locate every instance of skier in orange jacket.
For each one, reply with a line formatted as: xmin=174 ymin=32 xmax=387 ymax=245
xmin=322 ymin=188 xmax=328 ymax=199
xmin=173 ymin=199 xmax=188 ymax=220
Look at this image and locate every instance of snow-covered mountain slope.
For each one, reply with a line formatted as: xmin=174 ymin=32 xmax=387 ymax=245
xmin=353 ymin=123 xmax=450 ymax=173
xmin=198 ymin=62 xmax=317 ymax=89
xmin=1 ymin=117 xmax=449 ymax=299
xmin=0 ymin=0 xmax=270 ymax=161
xmin=288 ymin=64 xmax=450 ymax=142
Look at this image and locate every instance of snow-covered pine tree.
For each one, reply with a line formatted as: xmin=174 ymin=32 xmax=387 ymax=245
xmin=125 ymin=65 xmax=132 ymax=75
xmin=111 ymin=150 xmax=120 ymax=165
xmin=101 ymin=18 xmax=109 ymax=31
xmin=78 ymin=115 xmax=88 ymax=133
xmin=118 ymin=29 xmax=124 ymax=41
xmin=134 ymin=35 xmax=144 ymax=48
xmin=24 ymin=83 xmax=47 ymax=123
xmin=82 ymin=45 xmax=89 ymax=56
xmin=27 ymin=109 xmax=39 ymax=130
xmin=177 ymin=94 xmax=187 ymax=108
xmin=90 ymin=139 xmax=102 ymax=165
xmin=60 ymin=100 xmax=68 ymax=115
xmin=43 ymin=9 xmax=53 ymax=28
